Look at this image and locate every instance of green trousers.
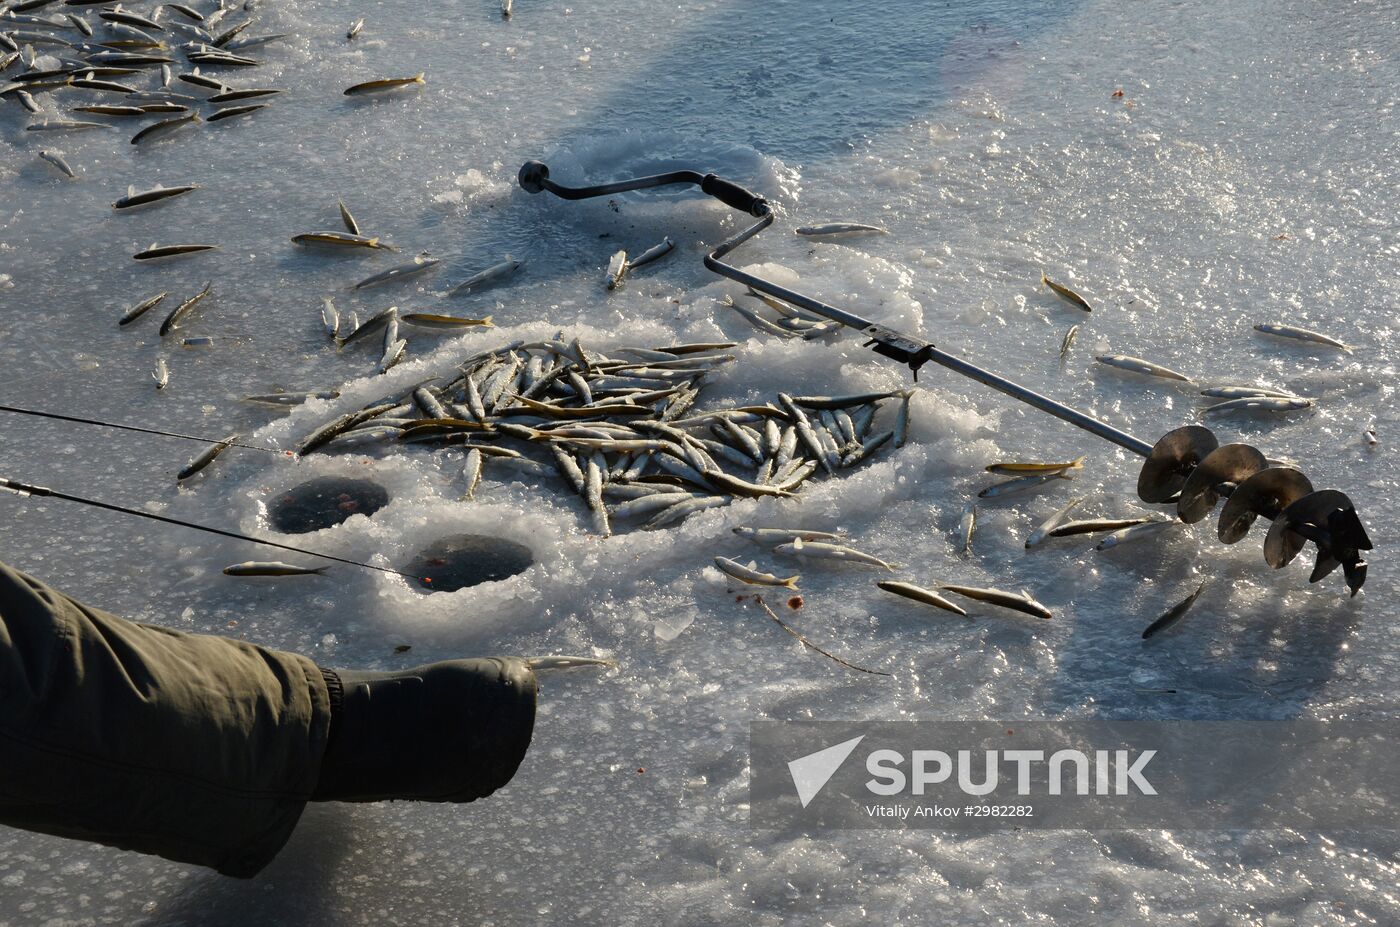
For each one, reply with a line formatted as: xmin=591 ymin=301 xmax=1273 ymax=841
xmin=0 ymin=561 xmax=331 ymax=878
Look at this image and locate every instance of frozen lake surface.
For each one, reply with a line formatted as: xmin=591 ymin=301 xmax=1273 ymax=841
xmin=1 ymin=0 xmax=1397 ymax=923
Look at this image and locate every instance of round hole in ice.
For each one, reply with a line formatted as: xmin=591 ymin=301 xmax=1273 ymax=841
xmin=405 ymin=534 xmax=534 ymax=593
xmin=268 ymin=477 xmax=390 ymax=534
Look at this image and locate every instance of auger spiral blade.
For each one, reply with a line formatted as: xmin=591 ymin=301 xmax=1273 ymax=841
xmin=1138 ymin=425 xmax=1219 ymax=504
xmin=1218 ymin=467 xmax=1314 ymax=544
xmin=1176 ymin=443 xmax=1268 ymax=524
xmin=1263 ymin=490 xmax=1371 ymax=595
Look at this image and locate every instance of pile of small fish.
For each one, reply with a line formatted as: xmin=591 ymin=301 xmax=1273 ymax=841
xmin=286 ymin=335 xmax=913 ymax=536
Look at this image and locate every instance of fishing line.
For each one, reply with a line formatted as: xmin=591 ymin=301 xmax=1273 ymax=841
xmin=0 ymin=403 xmax=288 ymax=455
xmin=0 ymin=476 xmax=428 ymax=583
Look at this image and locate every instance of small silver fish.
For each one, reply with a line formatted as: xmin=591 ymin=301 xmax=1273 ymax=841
xmin=1094 ymin=354 xmax=1193 ymax=383
xmin=1095 ymin=520 xmax=1178 ymax=551
xmin=177 ymin=433 xmax=237 ymax=480
xmin=1204 ymin=396 xmax=1313 ymax=415
xmin=353 ymin=253 xmax=439 ymax=289
xmin=978 ymin=471 xmax=1074 ymax=499
xmin=1060 ymin=324 xmax=1078 ymax=360
xmin=17 ymin=90 xmax=42 ymax=115
xmin=795 ymin=222 xmax=888 ymax=237
xmin=448 ymin=257 xmax=521 ymax=296
xmin=182 ymin=336 xmax=214 ymax=347
xmin=958 ymin=504 xmax=976 ymax=556
xmin=733 ymin=527 xmax=844 ymax=546
xmin=1025 ymin=496 xmax=1084 ymax=549
xmin=500 ymin=0 xmax=512 ymax=17
xmin=1041 ymin=271 xmax=1092 ymax=312
xmin=892 ymin=390 xmax=912 ymax=448
xmin=27 ymin=120 xmax=110 ymax=132
xmin=346 ymin=17 xmax=363 ymax=39
xmin=119 ymin=291 xmax=168 ymax=326
xmin=137 ymin=242 xmax=217 ymax=261
xmin=714 ymin=556 xmax=799 ymax=589
xmin=223 ymin=561 xmax=328 ymax=576
xmin=1199 ymin=385 xmax=1301 ymax=399
xmin=320 ymin=297 xmax=339 ymax=337
xmin=605 ymin=250 xmax=628 ymax=290
xmin=378 ymin=338 xmax=407 ymax=374
xmin=158 ymin=281 xmax=212 ymax=335
xmin=462 ymin=448 xmax=483 ymax=500
xmin=291 ymin=231 xmax=391 ymax=250
xmin=986 ymin=456 xmax=1085 ymax=475
xmin=939 ymin=584 xmax=1052 ymax=620
xmin=344 ymin=73 xmax=425 ymax=95
xmin=152 ymin=357 xmax=169 ymax=389
xmin=627 ymin=237 xmax=674 ymax=271
xmin=338 ymin=200 xmax=359 ymax=235
xmin=38 ymin=149 xmax=74 ymax=177
xmin=1048 ymin=516 xmax=1154 ymax=538
xmin=206 ymin=103 xmax=266 ymax=122
xmin=877 ymin=581 xmax=968 ymax=616
xmin=525 ymin=656 xmax=617 ymax=671
xmin=208 ymin=86 xmax=284 ymax=103
xmin=130 ymin=111 xmax=200 ymax=144
xmin=774 ymin=539 xmax=896 ymax=571
xmin=1141 ymin=581 xmax=1207 ymax=639
xmin=1254 ymin=323 xmax=1351 ymax=353
xmin=113 ymin=183 xmax=199 ymax=209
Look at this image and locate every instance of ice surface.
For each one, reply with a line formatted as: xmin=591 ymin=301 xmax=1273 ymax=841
xmin=1 ymin=0 xmax=1398 ymax=923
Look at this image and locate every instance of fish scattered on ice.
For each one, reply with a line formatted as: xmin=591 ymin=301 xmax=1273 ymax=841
xmin=958 ymin=504 xmax=976 ymax=556
xmin=877 ymin=581 xmax=969 ymax=616
xmin=338 ymin=200 xmax=359 ymax=235
xmin=158 ymin=281 xmax=212 ymax=335
xmin=320 ymin=297 xmax=339 ymax=337
xmin=1095 ymin=519 xmax=1178 ymax=551
xmin=1199 ymin=385 xmax=1302 ymax=400
xmin=1094 ymin=353 xmax=1193 ymax=383
xmin=774 ymin=539 xmax=896 ymax=571
xmin=152 ymin=357 xmax=169 ymax=389
xmin=795 ymin=222 xmax=888 ymax=238
xmin=1041 ymin=271 xmax=1092 ymax=312
xmin=112 ymin=183 xmax=199 ymax=209
xmin=402 ymin=313 xmax=494 ymax=329
xmin=38 ymin=149 xmax=75 ymax=177
xmin=119 ymin=291 xmax=168 ymax=326
xmin=177 ymin=434 xmax=238 ymax=480
xmin=733 ymin=526 xmax=844 ymax=546
xmin=938 ymin=584 xmax=1053 ymax=620
xmin=207 ymin=103 xmax=267 ymax=122
xmin=605 ymin=250 xmax=627 ymax=290
xmin=1204 ymin=396 xmax=1313 ymax=415
xmin=986 ymin=456 xmax=1084 ymax=475
xmin=1048 ymin=516 xmax=1155 ymax=538
xmin=714 ymin=556 xmax=799 ymax=589
xmin=1141 ymin=581 xmax=1207 ymax=639
xmin=130 ymin=111 xmax=200 ymax=144
xmin=627 ymin=237 xmax=673 ymax=272
xmin=223 ymin=561 xmax=328 ymax=576
xmin=1060 ymin=324 xmax=1078 ymax=360
xmin=353 ymin=253 xmax=440 ymax=289
xmin=448 ymin=257 xmax=521 ymax=296
xmin=979 ymin=470 xmax=1075 ymax=499
xmin=1025 ymin=496 xmax=1084 ymax=548
xmin=135 ymin=242 xmax=216 ymax=261
xmin=344 ymin=73 xmax=425 ymax=95
xmin=291 ymin=231 xmax=391 ymax=250
xmin=1254 ymin=323 xmax=1351 ymax=353
xmin=346 ymin=17 xmax=364 ymax=39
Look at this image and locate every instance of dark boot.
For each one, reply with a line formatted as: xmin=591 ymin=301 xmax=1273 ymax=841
xmin=311 ymin=657 xmax=537 ymax=803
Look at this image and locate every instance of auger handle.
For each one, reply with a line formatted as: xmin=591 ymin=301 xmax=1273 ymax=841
xmin=518 ymin=160 xmax=769 ymax=216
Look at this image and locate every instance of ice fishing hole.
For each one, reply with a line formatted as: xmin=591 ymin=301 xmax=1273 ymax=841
xmin=269 ymin=477 xmax=390 ymax=534
xmin=406 ymin=534 xmax=534 ymax=593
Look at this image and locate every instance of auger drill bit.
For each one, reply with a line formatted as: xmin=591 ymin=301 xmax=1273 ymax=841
xmin=518 ymin=160 xmax=1375 ymax=595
